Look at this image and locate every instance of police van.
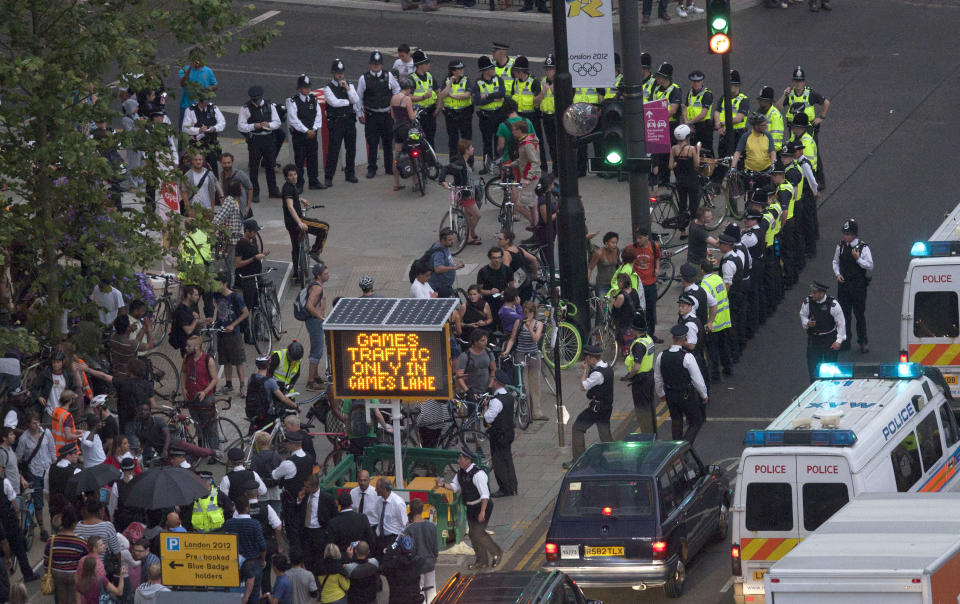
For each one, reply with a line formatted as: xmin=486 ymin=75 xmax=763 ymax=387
xmin=731 ymin=362 xmax=960 ymax=604
xmin=901 ymin=200 xmax=960 ymax=396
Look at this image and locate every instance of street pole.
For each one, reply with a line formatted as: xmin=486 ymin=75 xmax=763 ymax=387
xmin=544 ymin=186 xmax=564 ymax=448
xmin=618 ymin=0 xmax=650 ymax=236
xmin=721 ymin=53 xmax=734 ymax=156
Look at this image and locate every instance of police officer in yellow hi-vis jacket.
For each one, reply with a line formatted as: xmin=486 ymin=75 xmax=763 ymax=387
xmin=625 ymin=313 xmax=657 ymax=434
xmin=473 ymin=55 xmax=506 ymax=174
xmin=409 ymin=50 xmax=439 ymax=148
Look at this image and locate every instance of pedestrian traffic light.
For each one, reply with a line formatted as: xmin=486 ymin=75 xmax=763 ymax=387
xmin=599 ymin=101 xmax=625 ymax=166
xmin=707 ymin=0 xmax=731 ymax=54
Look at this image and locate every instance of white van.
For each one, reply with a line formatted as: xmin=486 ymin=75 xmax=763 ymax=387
xmin=731 ymin=362 xmax=960 ymax=604
xmin=901 ymin=200 xmax=960 ymax=396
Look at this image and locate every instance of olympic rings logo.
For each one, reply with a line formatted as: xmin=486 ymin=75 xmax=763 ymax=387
xmin=572 ymin=62 xmax=603 ymax=76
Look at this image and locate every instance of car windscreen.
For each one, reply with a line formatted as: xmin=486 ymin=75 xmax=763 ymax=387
xmin=558 ymin=478 xmax=654 ymax=518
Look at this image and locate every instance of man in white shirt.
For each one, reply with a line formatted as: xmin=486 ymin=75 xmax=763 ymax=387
xmin=16 ymin=412 xmax=55 ymax=539
xmin=79 ymin=413 xmax=107 ymax=467
xmin=301 ymin=474 xmax=336 ymax=569
xmin=0 ymin=428 xmax=24 ymax=496
xmin=286 ymin=74 xmax=326 ymax=192
xmin=237 ymin=85 xmax=282 ymax=202
xmin=271 ymin=431 xmax=315 ymax=554
xmin=323 ymin=59 xmax=361 ymax=187
xmin=392 ymin=44 xmax=415 ymax=80
xmin=832 ymin=218 xmax=874 ymax=353
xmin=410 ymin=263 xmax=437 ymax=299
xmin=181 ymin=92 xmax=226 ymax=178
xmin=372 ymin=478 xmax=407 ymax=556
xmin=350 ymin=470 xmax=380 ymax=532
xmin=356 ymin=51 xmax=401 ymax=179
xmin=800 ymin=280 xmax=846 ymax=381
xmin=563 ymin=345 xmax=615 ymax=469
xmin=654 ymin=324 xmax=709 ymax=444
xmin=91 ymin=279 xmax=126 ymax=327
xmin=435 ymin=451 xmax=502 ymax=570
xmin=485 ymin=370 xmax=517 ymax=498
xmin=220 ymin=448 xmax=268 ymax=502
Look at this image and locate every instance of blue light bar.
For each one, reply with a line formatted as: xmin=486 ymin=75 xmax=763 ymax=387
xmin=743 ymin=429 xmax=858 ymax=447
xmin=910 ymin=240 xmax=960 ymax=257
xmin=816 ymin=362 xmax=923 ymax=380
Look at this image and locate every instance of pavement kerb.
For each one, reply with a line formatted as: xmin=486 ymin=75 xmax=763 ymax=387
xmin=259 ymin=0 xmax=766 ymax=28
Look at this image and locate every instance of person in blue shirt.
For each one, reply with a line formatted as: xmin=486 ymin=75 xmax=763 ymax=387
xmin=427 ymin=227 xmax=463 ymax=298
xmin=265 ymin=553 xmax=292 ymax=604
xmin=179 ymin=57 xmax=219 ymax=126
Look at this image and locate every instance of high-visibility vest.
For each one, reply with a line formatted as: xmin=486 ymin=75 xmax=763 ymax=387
xmin=51 ymin=407 xmax=72 ymax=453
xmin=573 ymin=87 xmax=599 ymax=105
xmin=477 ymin=77 xmax=504 ymax=111
xmin=192 ymin=487 xmax=225 ymax=531
xmin=540 ymin=77 xmax=555 ymax=115
xmin=785 ymin=86 xmax=817 ymax=126
xmin=784 ymin=164 xmax=803 ymax=219
xmin=685 ymin=87 xmax=712 ymax=122
xmin=411 ymin=72 xmax=437 ymax=109
xmin=271 ymin=348 xmax=301 ymax=390
xmin=791 ymin=132 xmax=818 ymax=171
xmin=494 ymin=58 xmax=514 ymax=91
xmin=701 ymin=273 xmax=731 ymax=332
xmin=609 ymin=264 xmax=639 ymax=294
xmin=603 ymin=73 xmax=623 ymax=100
xmin=764 ymin=201 xmax=783 ymax=247
xmin=718 ymin=93 xmax=748 ymax=130
xmin=625 ymin=334 xmax=655 ymax=373
xmin=764 ymin=105 xmax=785 ymax=151
xmin=512 ymin=77 xmax=537 ymax=113
xmin=442 ymin=77 xmax=472 ymax=110
xmin=653 ymin=82 xmax=681 ymax=123
xmin=74 ymin=357 xmax=94 ymax=400
xmin=641 ymin=75 xmax=655 ymax=102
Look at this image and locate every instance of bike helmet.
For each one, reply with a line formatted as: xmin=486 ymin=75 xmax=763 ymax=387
xmin=255 ymin=355 xmax=271 ymax=367
xmin=287 ymin=340 xmax=304 ymax=361
xmin=673 ymin=124 xmax=691 ymax=141
xmin=396 ymin=535 xmax=415 ymax=553
xmin=748 ymin=112 xmax=767 ymax=126
xmin=359 ymin=275 xmax=374 ymax=291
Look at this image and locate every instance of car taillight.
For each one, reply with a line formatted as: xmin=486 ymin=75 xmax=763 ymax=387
xmin=649 ymin=196 xmax=658 ymax=203
xmin=770 ymin=578 xmax=779 ymax=583
xmin=899 ymin=350 xmax=908 ymax=363
xmin=652 ymin=541 xmax=667 ymax=560
xmin=602 ymin=506 xmax=612 ymax=516
xmin=912 ymin=578 xmax=921 ymax=584
xmin=411 ymin=149 xmax=420 ymax=158
xmin=731 ymin=543 xmax=742 ymax=576
xmin=545 ymin=542 xmax=558 ymax=561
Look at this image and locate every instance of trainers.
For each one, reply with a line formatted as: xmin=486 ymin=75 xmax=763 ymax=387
xmin=690 ymin=4 xmax=703 ymax=12
xmin=676 ymin=4 xmax=687 ymax=16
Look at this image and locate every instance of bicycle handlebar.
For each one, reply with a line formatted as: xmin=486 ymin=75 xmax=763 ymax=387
xmin=238 ymin=267 xmax=277 ymax=280
xmin=145 ymin=273 xmax=177 ymax=282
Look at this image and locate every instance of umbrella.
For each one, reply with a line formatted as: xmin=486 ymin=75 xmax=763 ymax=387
xmin=124 ymin=466 xmax=209 ymax=510
xmin=74 ymin=463 xmax=121 ymax=495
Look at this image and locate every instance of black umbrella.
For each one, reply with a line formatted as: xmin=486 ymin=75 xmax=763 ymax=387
xmin=74 ymin=463 xmax=121 ymax=495
xmin=124 ymin=466 xmax=209 ymax=510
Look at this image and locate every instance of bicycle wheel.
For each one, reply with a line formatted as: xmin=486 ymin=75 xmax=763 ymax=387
xmin=700 ymin=183 xmax=727 ymax=230
xmin=657 ymin=257 xmax=677 ymax=300
xmin=514 ymin=391 xmax=531 ymax=430
xmin=651 ymin=195 xmax=680 ymax=247
xmin=151 ymin=299 xmax=171 ymax=344
xmin=459 ymin=429 xmax=492 ymax=470
xmin=588 ymin=324 xmax=619 ymax=366
xmin=21 ymin=507 xmax=35 ymax=551
xmin=321 ymin=447 xmax=348 ymax=476
xmin=541 ymin=359 xmax=557 ymax=396
xmin=484 ymin=177 xmax=503 ymax=207
xmin=216 ymin=417 xmax=244 ymax=461
xmin=541 ymin=321 xmax=583 ymax=370
xmin=297 ymin=239 xmax=310 ymax=286
xmin=415 ymin=158 xmax=426 ymax=197
xmin=252 ymin=310 xmax=272 ymax=356
xmin=440 ymin=209 xmax=468 ymax=256
xmin=143 ymin=351 xmax=180 ymax=401
xmin=727 ymin=174 xmax=745 ymax=220
xmin=267 ymin=288 xmax=283 ymax=340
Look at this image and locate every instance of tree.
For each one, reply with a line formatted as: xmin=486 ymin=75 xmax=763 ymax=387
xmin=0 ymin=0 xmax=278 ymax=351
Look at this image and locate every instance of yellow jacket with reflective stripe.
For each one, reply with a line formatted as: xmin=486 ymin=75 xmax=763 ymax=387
xmin=411 ymin=72 xmax=437 ymax=108
xmin=495 ymin=59 xmax=514 ymax=90
xmin=783 ymin=166 xmax=802 ymax=219
xmin=790 ymin=132 xmax=818 ymax=171
xmin=764 ymin=105 xmax=784 ymax=151
xmin=718 ymin=93 xmax=748 ymax=130
xmin=603 ymin=73 xmax=623 ymax=100
xmin=192 ymin=487 xmax=225 ymax=531
xmin=685 ymin=87 xmax=712 ymax=123
xmin=271 ymin=348 xmax=301 ymax=389
xmin=512 ymin=77 xmax=537 ymax=113
xmin=477 ymin=78 xmax=505 ymax=111
xmin=642 ymin=75 xmax=655 ymax=102
xmin=625 ymin=334 xmax=655 ymax=373
xmin=763 ymin=201 xmax=782 ymax=247
xmin=573 ymin=87 xmax=599 ymax=105
xmin=540 ymin=77 xmax=555 ymax=115
xmin=785 ymin=87 xmax=817 ymax=125
xmin=701 ymin=273 xmax=731 ymax=331
xmin=653 ymin=82 xmax=681 ymax=123
xmin=442 ymin=77 xmax=472 ymax=110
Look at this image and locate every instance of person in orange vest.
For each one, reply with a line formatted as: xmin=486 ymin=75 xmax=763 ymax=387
xmin=51 ymin=389 xmax=82 ymax=454
xmin=62 ymin=342 xmax=94 ymax=413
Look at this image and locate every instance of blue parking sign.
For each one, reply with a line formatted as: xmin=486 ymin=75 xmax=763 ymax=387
xmin=166 ymin=537 xmax=180 ymax=552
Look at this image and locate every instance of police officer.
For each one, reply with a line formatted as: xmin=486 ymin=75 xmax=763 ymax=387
xmin=757 ymin=86 xmax=785 ymax=152
xmin=510 ymin=56 xmax=546 ymax=168
xmin=357 ymin=50 xmax=400 ymax=179
xmin=409 ymin=50 xmax=439 ymax=148
xmin=641 ymin=52 xmax=655 ymax=101
xmin=435 ymin=451 xmax=502 ymax=570
xmin=492 ymin=42 xmax=514 ymax=91
xmin=654 ymin=324 xmax=709 ymax=443
xmin=439 ymin=59 xmax=473 ymax=164
xmin=680 ymin=262 xmax=714 ymax=329
xmin=243 ymin=479 xmax=283 ymax=587
xmin=322 ymin=59 xmax=361 ymax=186
xmin=270 ymin=341 xmax=304 ymax=392
xmin=652 ymin=62 xmax=681 ymax=185
xmin=286 ymin=74 xmax=325 ymax=192
xmin=540 ymin=54 xmax=558 ymax=173
xmin=485 ymin=369 xmax=517 ymax=498
xmin=473 ymin=56 xmax=506 ymax=174
xmin=700 ymin=259 xmax=735 ymax=380
xmin=785 ymin=135 xmax=820 ymax=259
xmin=832 ymin=219 xmax=873 ymax=353
xmin=800 ymin=281 xmax=845 ymax=381
xmin=719 ymin=230 xmax=747 ymax=360
xmin=221 ymin=447 xmax=267 ymax=504
xmin=181 ymin=91 xmax=226 ymax=178
xmin=625 ymin=313 xmax=656 ymax=434
xmin=780 ymin=66 xmax=830 ymax=142
xmin=604 ymin=53 xmax=624 ymax=101
xmin=573 ymin=74 xmax=601 ymax=178
xmin=271 ymin=430 xmax=315 ymax=553
xmin=756 ymin=184 xmax=784 ymax=309
xmin=191 ymin=470 xmax=227 ymax=532
xmin=562 ymin=345 xmax=614 ymax=469
xmin=685 ymin=70 xmax=714 ymax=155
xmin=741 ymin=207 xmax=766 ymax=332
xmin=714 ymin=70 xmax=748 ymax=158
xmin=780 ymin=143 xmax=806 ymax=282
xmin=677 ymin=293 xmax=709 ymax=388
xmin=237 ymin=85 xmax=282 ymax=202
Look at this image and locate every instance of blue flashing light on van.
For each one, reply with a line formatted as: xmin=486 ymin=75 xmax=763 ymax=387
xmin=816 ymin=362 xmax=922 ymax=380
xmin=910 ymin=240 xmax=960 ymax=257
xmin=743 ymin=429 xmax=858 ymax=447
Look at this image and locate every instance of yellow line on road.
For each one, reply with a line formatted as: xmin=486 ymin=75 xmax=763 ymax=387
xmin=516 ymin=534 xmax=546 ymax=571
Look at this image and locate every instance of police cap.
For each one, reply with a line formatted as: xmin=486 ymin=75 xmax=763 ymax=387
xmin=492 ymin=41 xmax=510 ymax=51
xmin=513 ymin=56 xmax=530 ymax=71
xmin=719 ymin=232 xmax=739 ymax=245
xmin=791 ymin=113 xmax=810 ymax=127
xmin=412 ymin=50 xmax=429 ymax=65
xmin=842 ymin=219 xmax=858 ymax=235
xmin=677 ymin=294 xmax=695 ymax=306
xmin=810 ymin=280 xmax=829 ymax=292
xmin=632 ymin=312 xmax=647 ymax=332
xmin=297 ymin=74 xmax=311 ymax=89
xmin=656 ymin=62 xmax=673 ymax=78
xmin=478 ymin=56 xmax=494 ymax=71
xmin=544 ymin=53 xmax=556 ymax=68
xmin=227 ymin=447 xmax=244 ymax=462
xmin=679 ymin=263 xmax=699 ymax=280
xmin=793 ymin=66 xmax=806 ymax=81
xmin=744 ymin=209 xmax=764 ymax=221
xmin=582 ymin=344 xmax=604 ymax=357
xmin=640 ymin=52 xmax=652 ymax=68
xmin=493 ymin=368 xmax=514 ymax=386
xmin=669 ymin=324 xmax=688 ymax=338
xmin=757 ymin=86 xmax=775 ymax=101
xmin=448 ymin=59 xmax=464 ymax=71
xmin=688 ymin=70 xmax=705 ymax=82
xmin=247 ymin=85 xmax=264 ymax=99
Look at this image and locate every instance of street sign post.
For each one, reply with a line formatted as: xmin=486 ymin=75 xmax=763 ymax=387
xmin=160 ymin=532 xmax=239 ymax=588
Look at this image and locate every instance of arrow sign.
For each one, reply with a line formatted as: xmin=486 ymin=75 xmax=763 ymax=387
xmin=169 ymin=561 xmax=184 ymax=569
xmin=160 ymin=532 xmax=239 ymax=588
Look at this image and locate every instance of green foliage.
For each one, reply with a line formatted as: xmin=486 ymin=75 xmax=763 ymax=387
xmin=0 ymin=0 xmax=278 ymax=347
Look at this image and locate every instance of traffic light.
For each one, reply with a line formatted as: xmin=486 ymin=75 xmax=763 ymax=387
xmin=707 ymin=0 xmax=731 ymax=54
xmin=599 ymin=101 xmax=625 ymax=165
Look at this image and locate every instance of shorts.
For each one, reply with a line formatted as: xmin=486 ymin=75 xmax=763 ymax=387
xmin=460 ymin=196 xmax=477 ymax=207
xmin=218 ymin=331 xmax=246 ymax=365
xmin=305 ymin=317 xmax=325 ymax=363
xmin=518 ymin=181 xmax=537 ymax=207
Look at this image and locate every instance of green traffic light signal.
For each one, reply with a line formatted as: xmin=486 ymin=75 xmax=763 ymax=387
xmin=605 ymin=150 xmax=623 ymax=165
xmin=711 ymin=16 xmax=728 ymax=31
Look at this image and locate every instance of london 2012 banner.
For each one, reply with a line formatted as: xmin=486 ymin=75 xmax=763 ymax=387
xmin=565 ymin=0 xmax=616 ymax=88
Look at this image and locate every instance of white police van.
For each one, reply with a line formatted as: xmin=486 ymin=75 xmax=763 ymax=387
xmin=731 ymin=362 xmax=960 ymax=604
xmin=901 ymin=200 xmax=960 ymax=396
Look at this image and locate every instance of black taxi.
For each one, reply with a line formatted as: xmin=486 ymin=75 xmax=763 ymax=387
xmin=544 ymin=436 xmax=730 ymax=598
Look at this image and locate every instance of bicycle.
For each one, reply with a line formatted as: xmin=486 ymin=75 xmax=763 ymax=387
xmin=696 ymin=157 xmax=729 ymax=230
xmin=145 ymin=273 xmax=178 ymax=344
xmin=650 ymin=188 xmax=682 ymax=247
xmin=156 ymin=397 xmax=244 ymax=467
xmin=230 ymin=390 xmax=327 ymax=466
xmin=586 ymin=295 xmax=619 ymax=365
xmin=505 ymin=353 xmax=536 ymax=430
xmin=497 ymin=186 xmax=522 ymax=234
xmin=238 ymin=267 xmax=283 ymax=355
xmin=294 ymin=204 xmax=326 ymax=288
xmin=540 ymin=299 xmax=582 ymax=370
xmin=438 ymin=186 xmax=471 ymax=256
xmin=483 ymin=159 xmax=518 ymax=208
xmin=141 ymin=349 xmax=181 ymax=401
xmin=15 ymin=489 xmax=39 ymax=568
xmin=656 ymin=244 xmax=683 ymax=301
xmin=726 ymin=160 xmax=770 ymax=221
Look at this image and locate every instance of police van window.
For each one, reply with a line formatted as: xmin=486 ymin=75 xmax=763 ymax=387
xmin=890 ymin=431 xmax=923 ymax=492
xmin=916 ymin=412 xmax=944 ymax=471
xmin=914 ymin=291 xmax=959 ymax=338
xmin=659 ymin=473 xmax=676 ymax=522
xmin=939 ymin=403 xmax=959 ymax=448
xmin=802 ymin=483 xmax=849 ymax=532
xmin=745 ymin=483 xmax=793 ymax=531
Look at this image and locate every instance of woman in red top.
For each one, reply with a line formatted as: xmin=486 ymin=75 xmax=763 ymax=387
xmin=104 ymin=436 xmax=141 ymax=475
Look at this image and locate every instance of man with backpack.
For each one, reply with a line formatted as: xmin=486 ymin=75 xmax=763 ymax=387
xmin=343 ymin=541 xmax=381 ymax=604
xmin=332 ymin=398 xmax=389 ymax=458
xmin=426 ymin=228 xmax=463 ymax=298
xmin=245 ymin=355 xmax=297 ymax=433
xmin=292 ymin=262 xmax=329 ymax=392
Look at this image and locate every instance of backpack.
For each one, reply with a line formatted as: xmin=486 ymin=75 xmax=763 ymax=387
xmin=348 ymin=401 xmax=369 ymax=436
xmin=245 ymin=374 xmax=271 ymax=419
xmin=408 ymin=245 xmax=439 ymax=283
xmin=293 ymin=283 xmax=320 ymax=321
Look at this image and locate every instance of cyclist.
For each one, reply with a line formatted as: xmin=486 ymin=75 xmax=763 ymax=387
xmin=358 ymin=275 xmax=381 ymax=298
xmin=269 ymin=341 xmax=304 ymax=393
xmin=281 ymin=165 xmax=329 ymax=282
xmin=439 ymin=139 xmax=482 ymax=245
xmin=181 ymin=334 xmax=220 ymax=463
xmin=245 ymin=355 xmax=296 ymax=434
xmin=730 ymin=113 xmax=776 ymax=174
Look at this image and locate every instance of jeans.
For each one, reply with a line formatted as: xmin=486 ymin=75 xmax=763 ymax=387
xmin=642 ymin=283 xmax=658 ymax=334
xmin=305 ymin=317 xmax=325 ymax=364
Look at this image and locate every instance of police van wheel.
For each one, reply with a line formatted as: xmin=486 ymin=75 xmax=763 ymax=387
xmin=664 ymin=559 xmax=685 ymax=598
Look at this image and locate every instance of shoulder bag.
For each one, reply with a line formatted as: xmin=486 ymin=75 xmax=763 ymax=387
xmin=41 ymin=536 xmax=55 ymax=595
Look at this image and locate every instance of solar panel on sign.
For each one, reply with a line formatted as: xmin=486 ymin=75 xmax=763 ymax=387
xmin=323 ymin=298 xmax=459 ymax=329
xmin=324 ymin=297 xmax=396 ymax=327
xmin=384 ymin=298 xmax=460 ymax=326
